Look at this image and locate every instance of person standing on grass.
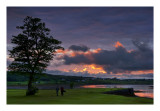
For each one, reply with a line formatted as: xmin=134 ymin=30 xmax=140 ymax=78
xmin=60 ymin=86 xmax=66 ymax=96
xmin=56 ymin=86 xmax=59 ymax=96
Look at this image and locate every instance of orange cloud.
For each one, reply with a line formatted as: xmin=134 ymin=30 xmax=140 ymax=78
xmin=114 ymin=41 xmax=124 ymax=48
xmin=60 ymin=64 xmax=107 ymax=74
xmin=70 ymin=64 xmax=107 ymax=74
xmin=91 ymin=48 xmax=102 ymax=53
xmin=108 ymin=70 xmax=153 ymax=75
xmin=56 ymin=49 xmax=69 ymax=54
xmin=56 ymin=48 xmax=102 ymax=63
xmin=56 ymin=48 xmax=102 ymax=55
xmin=130 ymin=70 xmax=153 ymax=75
xmin=127 ymin=49 xmax=135 ymax=53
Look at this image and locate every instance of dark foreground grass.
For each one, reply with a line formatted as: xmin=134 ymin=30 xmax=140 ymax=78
xmin=7 ymin=88 xmax=153 ymax=104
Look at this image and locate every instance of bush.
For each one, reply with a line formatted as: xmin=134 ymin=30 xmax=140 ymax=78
xmin=70 ymin=82 xmax=74 ymax=89
xmin=26 ymin=86 xmax=39 ymax=96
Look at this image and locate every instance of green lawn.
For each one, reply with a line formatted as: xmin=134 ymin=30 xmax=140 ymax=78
xmin=7 ymin=88 xmax=153 ymax=104
xmin=7 ymin=81 xmax=48 ymax=86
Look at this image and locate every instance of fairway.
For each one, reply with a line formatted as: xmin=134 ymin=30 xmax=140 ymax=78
xmin=7 ymin=88 xmax=153 ymax=104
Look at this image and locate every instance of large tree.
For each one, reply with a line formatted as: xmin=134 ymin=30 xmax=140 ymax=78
xmin=8 ymin=16 xmax=63 ymax=96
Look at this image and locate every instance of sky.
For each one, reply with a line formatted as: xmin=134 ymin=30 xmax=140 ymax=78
xmin=7 ymin=7 xmax=153 ymax=79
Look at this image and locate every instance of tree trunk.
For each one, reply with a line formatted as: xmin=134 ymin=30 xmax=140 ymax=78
xmin=28 ymin=72 xmax=34 ymax=90
xmin=26 ymin=72 xmax=38 ymax=96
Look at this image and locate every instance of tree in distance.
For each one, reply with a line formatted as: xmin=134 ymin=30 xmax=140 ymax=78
xmin=8 ymin=16 xmax=63 ymax=96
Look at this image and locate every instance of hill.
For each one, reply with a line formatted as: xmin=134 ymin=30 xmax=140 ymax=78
xmin=7 ymin=71 xmax=153 ymax=86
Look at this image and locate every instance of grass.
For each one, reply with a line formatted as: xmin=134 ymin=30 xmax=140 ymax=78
xmin=7 ymin=88 xmax=153 ymax=104
xmin=7 ymin=81 xmax=28 ymax=86
xmin=7 ymin=81 xmax=49 ymax=86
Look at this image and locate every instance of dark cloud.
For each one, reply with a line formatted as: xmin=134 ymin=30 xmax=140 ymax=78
xmin=69 ymin=45 xmax=90 ymax=52
xmin=64 ymin=54 xmax=92 ymax=64
xmin=7 ymin=7 xmax=153 ymax=50
xmin=62 ymin=41 xmax=153 ymax=74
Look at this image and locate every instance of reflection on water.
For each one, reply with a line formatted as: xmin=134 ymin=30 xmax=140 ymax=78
xmin=135 ymin=92 xmax=153 ymax=98
xmin=81 ymin=85 xmax=153 ymax=98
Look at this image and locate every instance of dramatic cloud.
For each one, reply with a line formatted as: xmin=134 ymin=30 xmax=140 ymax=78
xmin=7 ymin=7 xmax=153 ymax=50
xmin=7 ymin=7 xmax=153 ymax=78
xmin=61 ymin=41 xmax=153 ymax=74
xmin=69 ymin=45 xmax=90 ymax=52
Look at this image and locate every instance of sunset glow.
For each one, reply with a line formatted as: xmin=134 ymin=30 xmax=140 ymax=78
xmin=7 ymin=7 xmax=153 ymax=79
xmin=114 ymin=41 xmax=124 ymax=48
xmin=71 ymin=64 xmax=106 ymax=74
xmin=91 ymin=48 xmax=102 ymax=53
xmin=56 ymin=64 xmax=153 ymax=75
xmin=131 ymin=70 xmax=153 ymax=75
xmin=54 ymin=44 xmax=153 ymax=76
xmin=56 ymin=64 xmax=107 ymax=74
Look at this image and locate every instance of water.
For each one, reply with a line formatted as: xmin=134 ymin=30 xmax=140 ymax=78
xmin=80 ymin=84 xmax=153 ymax=98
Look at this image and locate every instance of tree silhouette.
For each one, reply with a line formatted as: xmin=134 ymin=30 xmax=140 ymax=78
xmin=8 ymin=16 xmax=63 ymax=96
